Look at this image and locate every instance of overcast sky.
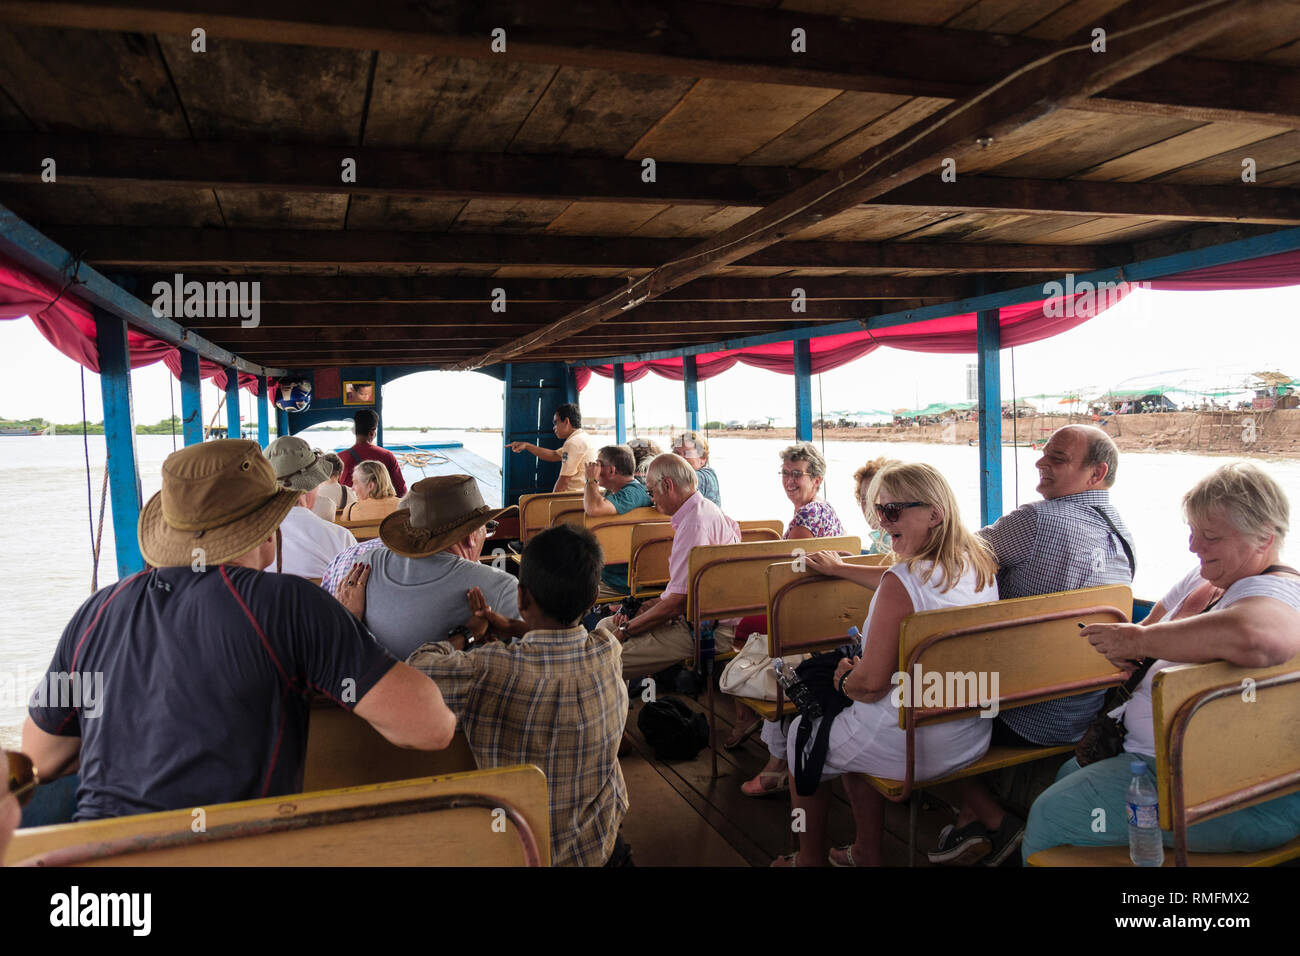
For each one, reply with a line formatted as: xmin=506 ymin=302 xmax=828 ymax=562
xmin=1 ymin=285 xmax=1295 ymax=429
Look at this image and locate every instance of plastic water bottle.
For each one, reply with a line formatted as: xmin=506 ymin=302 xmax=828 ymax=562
xmin=840 ymin=625 xmax=862 ymax=656
xmin=773 ymin=659 xmax=821 ymax=720
xmin=1126 ymin=760 xmax=1164 ymax=867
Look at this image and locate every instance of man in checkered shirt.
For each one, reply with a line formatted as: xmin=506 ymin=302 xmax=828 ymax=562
xmin=929 ymin=425 xmax=1134 ymax=867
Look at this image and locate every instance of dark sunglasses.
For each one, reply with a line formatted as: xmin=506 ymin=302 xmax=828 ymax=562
xmin=483 ymin=520 xmax=499 ymax=535
xmin=6 ymin=751 xmax=37 ymax=808
xmin=874 ymin=501 xmax=927 ymax=523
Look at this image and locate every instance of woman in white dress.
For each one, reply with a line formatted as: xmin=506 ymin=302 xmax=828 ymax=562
xmin=771 ymin=462 xmax=999 ymax=866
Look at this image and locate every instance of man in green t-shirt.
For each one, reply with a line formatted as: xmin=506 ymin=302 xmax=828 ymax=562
xmin=583 ymin=445 xmax=653 ymax=596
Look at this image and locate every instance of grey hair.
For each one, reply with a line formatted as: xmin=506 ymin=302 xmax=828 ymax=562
xmin=1183 ymin=461 xmax=1289 ymax=549
xmin=1065 ymin=425 xmax=1120 ymax=488
xmin=647 ymin=453 xmax=698 ymax=495
xmin=779 ymin=441 xmax=827 ymax=480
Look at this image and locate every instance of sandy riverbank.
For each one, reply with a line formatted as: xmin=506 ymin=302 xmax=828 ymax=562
xmin=638 ymin=410 xmax=1300 ymax=460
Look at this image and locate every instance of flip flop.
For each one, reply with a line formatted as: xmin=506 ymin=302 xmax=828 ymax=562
xmin=770 ymin=851 xmax=812 ymax=867
xmin=723 ymin=714 xmax=763 ymax=749
xmin=828 ymin=844 xmax=859 ymax=867
xmin=740 ymin=770 xmax=789 ymax=797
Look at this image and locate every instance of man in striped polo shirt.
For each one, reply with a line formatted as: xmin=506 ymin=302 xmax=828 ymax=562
xmin=929 ymin=425 xmax=1134 ymax=867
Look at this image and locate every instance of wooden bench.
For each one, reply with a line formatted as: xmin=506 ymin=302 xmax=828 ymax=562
xmin=853 ymin=584 xmax=1133 ymax=863
xmin=517 ymin=491 xmax=582 ymax=545
xmin=629 ymin=523 xmax=675 ymax=599
xmin=585 ymin=508 xmax=668 ymax=604
xmin=737 ymin=519 xmax=783 ymax=541
xmin=302 ymin=698 xmax=478 ymax=791
xmin=335 ymin=516 xmax=384 ymax=541
xmin=1029 ymin=653 xmax=1300 ymax=867
xmin=686 ymin=535 xmax=861 ymax=776
xmin=732 ymin=554 xmax=886 ymax=723
xmin=5 ymin=766 xmax=551 ymax=866
xmin=548 ymin=497 xmax=588 ymax=529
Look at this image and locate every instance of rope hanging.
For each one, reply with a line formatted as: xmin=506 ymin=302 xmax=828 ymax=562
xmin=1011 ymin=347 xmax=1020 ymax=510
xmin=80 ymin=367 xmax=108 ymax=592
xmin=169 ymin=372 xmax=177 ymax=452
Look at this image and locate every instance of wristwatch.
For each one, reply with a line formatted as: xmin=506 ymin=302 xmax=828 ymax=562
xmin=448 ymin=624 xmax=477 ymax=651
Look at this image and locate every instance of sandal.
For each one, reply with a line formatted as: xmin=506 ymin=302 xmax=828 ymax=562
xmin=828 ymin=844 xmax=860 ymax=867
xmin=740 ymin=770 xmax=789 ymax=797
xmin=723 ymin=714 xmax=762 ymax=750
xmin=770 ymin=851 xmax=811 ymax=867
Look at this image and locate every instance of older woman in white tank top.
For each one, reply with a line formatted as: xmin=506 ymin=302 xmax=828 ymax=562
xmin=771 ymin=462 xmax=999 ymax=866
xmin=1024 ymin=462 xmax=1300 ymax=861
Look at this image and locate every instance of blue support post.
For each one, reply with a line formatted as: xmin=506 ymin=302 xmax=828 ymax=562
xmin=683 ymin=355 xmax=700 ymax=431
xmin=95 ymin=309 xmax=145 ymax=579
xmin=976 ymin=307 xmax=1003 ymax=526
xmin=793 ymin=339 xmax=813 ymax=442
xmin=277 ymin=407 xmax=289 ymax=439
xmin=225 ymin=370 xmax=241 ymax=440
xmin=179 ymin=348 xmax=203 ymax=446
xmin=613 ymin=363 xmax=626 ymax=444
xmin=374 ymin=367 xmax=385 ymax=447
xmin=256 ymin=376 xmax=269 ymax=448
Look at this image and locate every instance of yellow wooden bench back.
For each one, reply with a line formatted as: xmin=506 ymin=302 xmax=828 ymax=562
xmin=585 ymin=509 xmax=667 ymax=565
xmin=897 ymin=584 xmax=1133 ymax=729
xmin=335 ymin=517 xmax=383 ymax=541
xmin=518 ymin=491 xmax=581 ymax=543
xmin=686 ymin=536 xmax=861 ymax=623
xmin=629 ymin=523 xmax=675 ymax=597
xmin=5 ymin=766 xmax=551 ymax=867
xmin=765 ymin=554 xmax=887 ymax=657
xmin=548 ymin=497 xmax=588 ymax=528
xmin=738 ymin=519 xmax=783 ymax=540
xmin=1152 ymin=654 xmax=1300 ymax=847
xmin=302 ymin=700 xmax=478 ymax=792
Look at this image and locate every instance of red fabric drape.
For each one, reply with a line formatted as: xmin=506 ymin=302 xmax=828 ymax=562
xmin=1147 ymin=248 xmax=1300 ymax=290
xmin=1 ymin=256 xmax=262 ymax=393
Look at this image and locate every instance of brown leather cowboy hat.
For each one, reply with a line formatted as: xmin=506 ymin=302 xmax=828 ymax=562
xmin=138 ymin=440 xmax=300 ymax=567
xmin=380 ymin=475 xmax=517 ymax=558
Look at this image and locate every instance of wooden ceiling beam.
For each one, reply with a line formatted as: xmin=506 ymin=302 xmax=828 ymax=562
xmin=459 ymin=0 xmax=1273 ymax=368
xmin=10 ymin=135 xmax=1300 ymax=223
xmin=4 ymin=1 xmax=1297 ymax=125
xmin=128 ymin=273 xmax=983 ymax=304
xmin=53 ymin=227 xmax=1109 ymax=272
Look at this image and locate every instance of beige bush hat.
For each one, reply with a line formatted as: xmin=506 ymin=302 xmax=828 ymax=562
xmin=380 ymin=475 xmax=517 ymax=558
xmin=265 ymin=435 xmax=333 ymax=492
xmin=138 ymin=440 xmax=300 ymax=567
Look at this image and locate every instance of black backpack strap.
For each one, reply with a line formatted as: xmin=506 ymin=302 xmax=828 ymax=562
xmin=1091 ymin=505 xmax=1135 ymax=580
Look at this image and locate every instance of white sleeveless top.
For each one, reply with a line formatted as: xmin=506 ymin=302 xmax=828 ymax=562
xmin=1122 ymin=566 xmax=1300 ymax=758
xmin=828 ymin=559 xmax=999 ymax=781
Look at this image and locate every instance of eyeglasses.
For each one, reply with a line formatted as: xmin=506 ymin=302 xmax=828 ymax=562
xmin=778 ymin=470 xmax=811 ymax=480
xmin=873 ymin=501 xmax=927 ymax=523
xmin=6 ymin=751 xmax=37 ymax=808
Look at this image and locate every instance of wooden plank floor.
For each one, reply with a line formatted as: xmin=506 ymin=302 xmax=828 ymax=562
xmin=619 ymin=686 xmax=972 ymax=867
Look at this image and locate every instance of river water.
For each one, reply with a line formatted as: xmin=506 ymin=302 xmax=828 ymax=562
xmin=3 ymin=429 xmax=1298 ymax=746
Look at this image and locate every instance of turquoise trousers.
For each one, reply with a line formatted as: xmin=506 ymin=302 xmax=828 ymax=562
xmin=1022 ymin=753 xmax=1300 ymax=862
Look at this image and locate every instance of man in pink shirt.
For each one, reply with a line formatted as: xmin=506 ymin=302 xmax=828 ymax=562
xmin=339 ymin=409 xmax=408 ymax=498
xmin=595 ymin=453 xmax=740 ymax=678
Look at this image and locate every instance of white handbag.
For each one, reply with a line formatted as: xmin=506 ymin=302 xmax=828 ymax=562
xmin=719 ymin=632 xmax=808 ymax=701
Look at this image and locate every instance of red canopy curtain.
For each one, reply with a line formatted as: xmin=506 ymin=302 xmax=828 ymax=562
xmin=1 ymin=256 xmax=263 ymax=393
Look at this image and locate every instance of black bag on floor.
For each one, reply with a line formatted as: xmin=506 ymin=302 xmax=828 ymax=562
xmin=792 ymin=649 xmax=854 ymax=796
xmin=637 ymin=697 xmax=709 ymax=762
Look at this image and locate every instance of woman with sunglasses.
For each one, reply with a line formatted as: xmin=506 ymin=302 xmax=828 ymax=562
xmin=770 ymin=462 xmax=999 ymax=865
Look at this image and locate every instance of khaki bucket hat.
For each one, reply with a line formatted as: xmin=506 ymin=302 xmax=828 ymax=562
xmin=380 ymin=475 xmax=518 ymax=558
xmin=266 ymin=435 xmax=333 ymax=492
xmin=138 ymin=439 xmax=300 ymax=567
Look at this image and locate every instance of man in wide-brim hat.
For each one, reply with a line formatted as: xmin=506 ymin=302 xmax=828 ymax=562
xmin=262 ymin=435 xmax=357 ymax=579
xmin=21 ymin=440 xmax=455 ymax=823
xmin=323 ymin=474 xmax=520 ymax=661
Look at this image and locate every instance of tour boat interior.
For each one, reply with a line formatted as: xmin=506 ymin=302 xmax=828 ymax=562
xmin=2 ymin=1 xmax=1300 ymax=867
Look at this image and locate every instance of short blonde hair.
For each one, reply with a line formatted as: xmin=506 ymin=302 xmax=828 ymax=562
xmin=869 ymin=462 xmax=998 ymax=593
xmin=854 ymin=457 xmax=901 ymax=525
xmin=354 ymin=460 xmax=396 ymax=500
xmin=779 ymin=441 xmax=827 ymax=479
xmin=647 ymin=453 xmax=698 ymax=495
xmin=1183 ymin=461 xmax=1289 ymax=549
